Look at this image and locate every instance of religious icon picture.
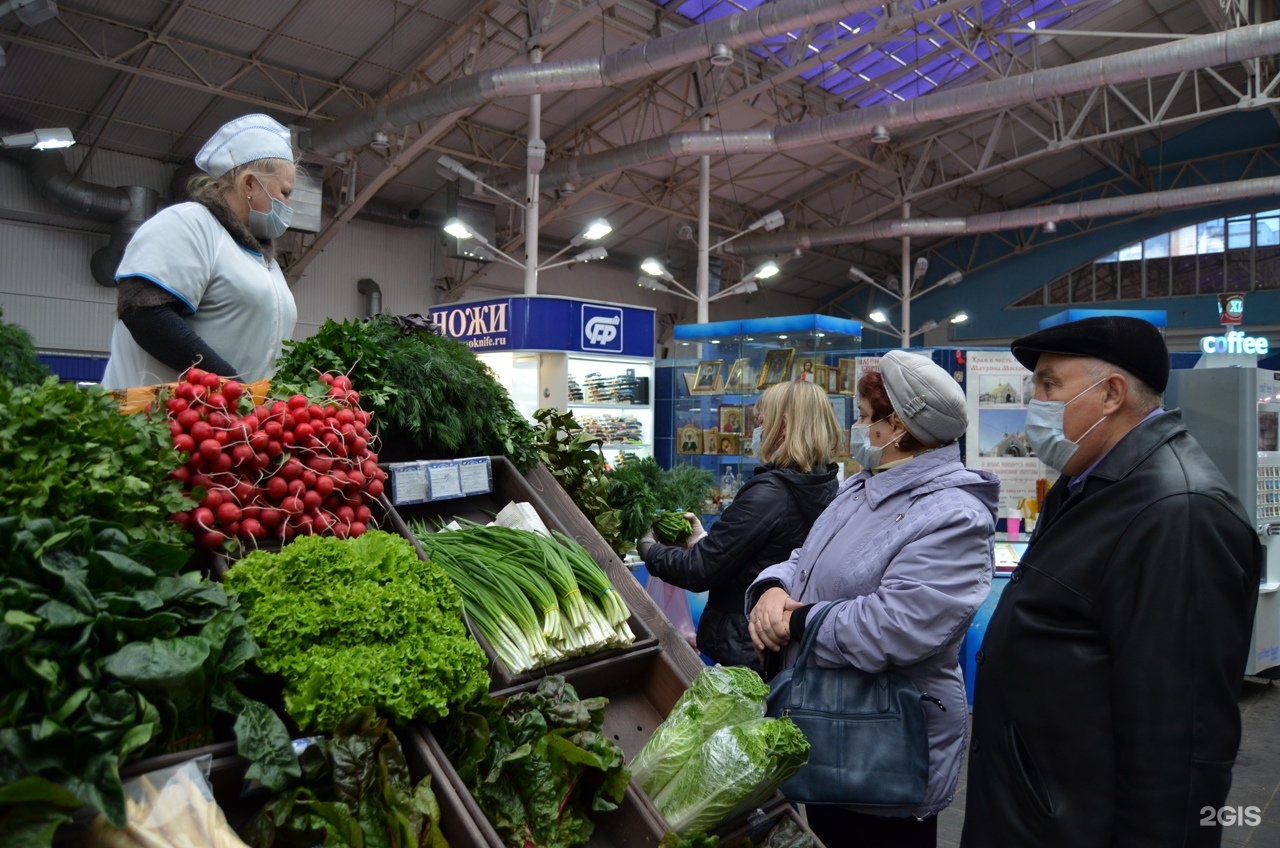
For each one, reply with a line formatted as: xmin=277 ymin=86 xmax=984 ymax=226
xmin=723 ymin=358 xmax=750 ymax=393
xmin=677 ymin=423 xmax=702 ymax=455
xmin=719 ymin=405 xmax=744 ymax=435
xmin=758 ymin=348 xmax=794 ymax=388
xmin=837 ymin=358 xmax=858 ymax=395
xmin=692 ymin=360 xmax=723 ymax=395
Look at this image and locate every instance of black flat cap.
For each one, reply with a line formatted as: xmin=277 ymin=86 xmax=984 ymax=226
xmin=1011 ymin=316 xmax=1169 ymax=392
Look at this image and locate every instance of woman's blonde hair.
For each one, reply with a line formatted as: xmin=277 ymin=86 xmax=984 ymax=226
xmin=186 ymin=158 xmax=294 ymax=206
xmin=756 ymin=380 xmax=841 ymax=470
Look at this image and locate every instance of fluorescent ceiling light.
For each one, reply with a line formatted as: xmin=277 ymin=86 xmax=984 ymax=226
xmin=869 ymin=309 xmax=888 ymax=323
xmin=580 ymin=218 xmax=612 ymax=241
xmin=0 ymin=127 xmax=75 ymax=150
xmin=950 ymin=311 xmax=969 ymax=324
xmin=443 ymin=218 xmax=475 ymax=239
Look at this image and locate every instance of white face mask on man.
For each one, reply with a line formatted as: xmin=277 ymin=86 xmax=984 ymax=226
xmin=1024 ymin=377 xmax=1108 ymax=472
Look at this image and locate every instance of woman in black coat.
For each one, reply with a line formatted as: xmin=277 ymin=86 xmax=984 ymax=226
xmin=638 ymin=380 xmax=841 ymax=673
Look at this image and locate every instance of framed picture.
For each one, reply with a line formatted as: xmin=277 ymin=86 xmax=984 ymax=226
xmin=794 ymin=357 xmax=817 ymax=383
xmin=681 ymin=371 xmax=697 ymax=396
xmin=677 ymin=423 xmax=702 ymax=455
xmin=758 ymin=348 xmax=794 ymax=388
xmin=837 ymin=358 xmax=858 ymax=395
xmin=692 ymin=359 xmax=723 ymax=394
xmin=723 ymin=358 xmax=750 ymax=393
xmin=718 ymin=405 xmax=744 ymax=435
xmin=715 ymin=433 xmax=740 ymax=456
xmin=823 ymin=365 xmax=839 ymax=394
xmin=703 ymin=428 xmax=721 ymax=455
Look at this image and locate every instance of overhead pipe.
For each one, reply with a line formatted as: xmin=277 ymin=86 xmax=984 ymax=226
xmin=721 ymin=174 xmax=1280 ymax=253
xmin=512 ymin=18 xmax=1280 ymax=196
xmin=300 ymin=0 xmax=888 ymax=156
xmin=90 ymin=185 xmax=158 ymax=288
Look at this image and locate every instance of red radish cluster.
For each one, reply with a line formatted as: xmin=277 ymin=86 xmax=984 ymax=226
xmin=165 ymin=368 xmax=388 ymax=549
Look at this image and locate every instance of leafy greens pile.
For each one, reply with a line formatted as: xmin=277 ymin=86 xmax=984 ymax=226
xmin=0 ymin=307 xmax=50 ymax=386
xmin=224 ymin=530 xmax=490 ymax=731
xmin=242 ymin=708 xmax=448 ymax=848
xmin=605 ymin=457 xmax=713 ymax=545
xmin=0 ymin=377 xmax=193 ymax=547
xmin=532 ymin=407 xmax=626 ymax=556
xmin=631 ymin=665 xmax=808 ymax=837
xmin=440 ymin=676 xmax=630 ymax=848
xmin=0 ymin=516 xmax=296 ymax=845
xmin=272 ymin=315 xmax=539 ymax=469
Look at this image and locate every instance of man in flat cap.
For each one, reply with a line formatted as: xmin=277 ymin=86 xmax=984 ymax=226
xmin=962 ymin=316 xmax=1261 ymax=848
xmin=103 ymin=113 xmax=297 ymax=389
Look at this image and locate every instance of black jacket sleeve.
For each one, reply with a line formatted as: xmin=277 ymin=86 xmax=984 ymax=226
xmin=642 ymin=477 xmax=789 ymax=593
xmin=120 ymin=302 xmax=237 ymax=377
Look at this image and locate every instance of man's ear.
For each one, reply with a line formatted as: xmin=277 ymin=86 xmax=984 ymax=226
xmin=1102 ymin=373 xmax=1128 ymax=413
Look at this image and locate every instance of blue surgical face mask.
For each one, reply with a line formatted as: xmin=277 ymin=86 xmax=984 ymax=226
xmin=249 ymin=176 xmax=293 ymax=240
xmin=1024 ymin=377 xmax=1108 ymax=472
xmin=750 ymin=425 xmax=764 ymax=456
xmin=850 ymin=418 xmax=904 ymax=470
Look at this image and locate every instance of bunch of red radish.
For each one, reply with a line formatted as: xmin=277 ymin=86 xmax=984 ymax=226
xmin=165 ymin=367 xmax=388 ymax=549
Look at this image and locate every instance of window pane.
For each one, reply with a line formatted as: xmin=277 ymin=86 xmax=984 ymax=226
xmin=1012 ymin=286 xmax=1044 ymax=308
xmin=1225 ymin=255 xmax=1252 ymax=292
xmin=1143 ymin=232 xmax=1170 ymax=259
xmin=1117 ymin=242 xmax=1142 ymax=262
xmin=1197 ymin=253 xmax=1225 ymax=294
xmin=1171 ymin=256 xmax=1196 ymax=295
xmin=1258 ymin=214 xmax=1280 ymax=248
xmin=1198 ymin=219 xmax=1225 ymax=254
xmin=1257 ymin=247 xmax=1280 ymax=290
xmin=1227 ymin=216 xmax=1253 ymax=250
xmin=1095 ymin=250 xmax=1119 ymax=264
xmin=1048 ymin=274 xmax=1070 ymax=304
xmin=1145 ymin=258 xmax=1170 ymax=297
xmin=1119 ymin=261 xmax=1142 ymax=300
xmin=1081 ymin=265 xmax=1104 ymax=301
xmin=1171 ymin=225 xmax=1198 ymax=257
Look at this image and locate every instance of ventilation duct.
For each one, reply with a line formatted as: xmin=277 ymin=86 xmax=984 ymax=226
xmin=19 ymin=148 xmax=132 ymax=222
xmin=90 ymin=186 xmax=158 ymax=288
xmin=301 ymin=0 xmax=887 ymax=156
xmin=357 ymin=277 xmax=383 ymax=317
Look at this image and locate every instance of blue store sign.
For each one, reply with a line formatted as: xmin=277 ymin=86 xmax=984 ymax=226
xmin=430 ymin=296 xmax=654 ymax=358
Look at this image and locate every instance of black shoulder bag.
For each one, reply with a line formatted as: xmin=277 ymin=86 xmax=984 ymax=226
xmin=764 ymin=602 xmax=932 ymax=807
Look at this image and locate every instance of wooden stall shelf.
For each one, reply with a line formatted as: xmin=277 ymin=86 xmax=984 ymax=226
xmin=386 ymin=457 xmax=658 ymax=691
xmin=410 ymin=722 xmax=668 ymax=848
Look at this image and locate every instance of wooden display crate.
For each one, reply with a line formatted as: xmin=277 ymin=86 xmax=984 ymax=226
xmin=405 ymin=724 xmax=668 ymax=848
xmin=54 ymin=728 xmax=495 ymax=847
xmin=384 ymin=457 xmax=659 ymax=691
xmin=718 ymin=801 xmax=825 ymax=847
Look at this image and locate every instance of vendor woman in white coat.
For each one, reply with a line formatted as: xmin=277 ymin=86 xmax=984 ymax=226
xmin=747 ymin=351 xmax=998 ymax=848
xmin=101 ymin=113 xmax=298 ymax=389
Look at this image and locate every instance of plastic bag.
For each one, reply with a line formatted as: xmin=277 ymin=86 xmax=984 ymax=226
xmin=647 ymin=574 xmax=696 ymax=647
xmin=85 ymin=755 xmax=249 ymax=848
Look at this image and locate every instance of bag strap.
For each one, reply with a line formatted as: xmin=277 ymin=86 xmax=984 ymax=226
xmin=788 ymin=602 xmax=837 ymax=685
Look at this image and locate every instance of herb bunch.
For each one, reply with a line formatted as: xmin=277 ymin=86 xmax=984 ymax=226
xmin=273 ymin=315 xmax=539 ymax=470
xmin=532 ymin=407 xmax=626 ymax=555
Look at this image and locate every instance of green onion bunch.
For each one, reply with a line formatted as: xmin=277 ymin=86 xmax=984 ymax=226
xmin=412 ymin=520 xmax=634 ymax=674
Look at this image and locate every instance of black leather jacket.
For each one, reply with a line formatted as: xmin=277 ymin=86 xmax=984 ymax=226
xmin=642 ymin=463 xmax=838 ymax=671
xmin=961 ymin=411 xmax=1262 ymax=848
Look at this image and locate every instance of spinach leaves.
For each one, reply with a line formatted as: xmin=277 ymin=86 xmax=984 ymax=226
xmin=0 ymin=517 xmax=295 ymax=841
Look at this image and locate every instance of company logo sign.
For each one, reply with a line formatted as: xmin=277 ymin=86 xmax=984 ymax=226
xmin=1200 ymin=330 xmax=1269 ymax=356
xmin=1219 ymin=293 xmax=1245 ymax=326
xmin=582 ymin=305 xmax=623 ymax=352
xmin=431 ymin=301 xmax=510 ymax=350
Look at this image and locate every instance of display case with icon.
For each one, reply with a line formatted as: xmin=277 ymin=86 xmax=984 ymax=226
xmin=656 ymin=314 xmax=862 ymax=513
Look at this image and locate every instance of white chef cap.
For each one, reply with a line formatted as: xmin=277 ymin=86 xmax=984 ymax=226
xmin=194 ymin=114 xmax=293 ymax=178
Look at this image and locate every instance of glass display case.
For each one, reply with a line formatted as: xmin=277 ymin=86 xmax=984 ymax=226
xmin=656 ymin=314 xmax=862 ymax=515
xmin=566 ymin=355 xmax=653 ymax=464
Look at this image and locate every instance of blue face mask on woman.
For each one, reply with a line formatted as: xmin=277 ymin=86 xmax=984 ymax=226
xmin=249 ymin=176 xmax=293 ymax=240
xmin=850 ymin=419 xmax=904 ymax=470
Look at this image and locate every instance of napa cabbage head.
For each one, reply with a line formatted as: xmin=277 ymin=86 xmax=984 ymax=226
xmin=653 ymin=716 xmax=809 ymax=837
xmin=630 ymin=664 xmax=769 ymax=797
